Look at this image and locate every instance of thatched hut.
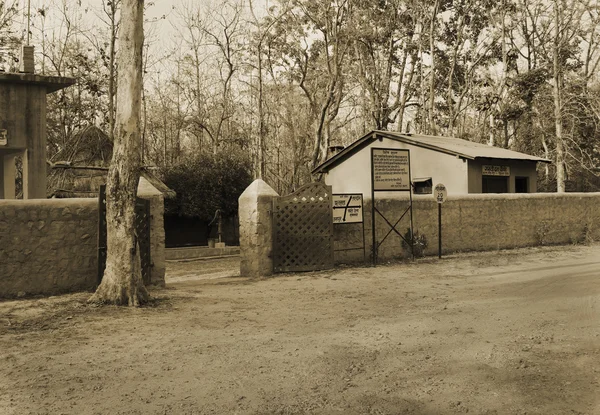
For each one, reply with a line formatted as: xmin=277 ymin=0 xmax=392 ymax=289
xmin=47 ymin=125 xmax=174 ymax=199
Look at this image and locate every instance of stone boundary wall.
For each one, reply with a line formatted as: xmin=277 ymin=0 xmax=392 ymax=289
xmin=0 ymin=198 xmax=99 ymax=297
xmin=335 ymin=193 xmax=600 ymax=263
xmin=0 ymin=183 xmax=167 ymax=298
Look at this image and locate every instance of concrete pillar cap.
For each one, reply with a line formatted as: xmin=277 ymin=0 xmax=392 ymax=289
xmin=239 ymin=179 xmax=279 ymax=201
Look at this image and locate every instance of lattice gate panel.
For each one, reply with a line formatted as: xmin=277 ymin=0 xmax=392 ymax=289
xmin=273 ymin=182 xmax=334 ymax=273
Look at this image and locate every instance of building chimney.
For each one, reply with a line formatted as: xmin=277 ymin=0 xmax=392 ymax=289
xmin=327 ymin=145 xmax=345 ymax=159
xmin=19 ymin=45 xmax=35 ymax=73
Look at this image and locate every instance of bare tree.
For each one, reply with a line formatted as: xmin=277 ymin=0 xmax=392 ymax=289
xmin=90 ymin=0 xmax=148 ymax=306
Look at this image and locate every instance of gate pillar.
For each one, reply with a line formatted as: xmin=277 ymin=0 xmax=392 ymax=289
xmin=239 ymin=179 xmax=279 ymax=278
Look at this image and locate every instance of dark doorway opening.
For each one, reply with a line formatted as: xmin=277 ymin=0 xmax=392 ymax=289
xmin=515 ymin=176 xmax=529 ymax=193
xmin=482 ymin=176 xmax=508 ymax=193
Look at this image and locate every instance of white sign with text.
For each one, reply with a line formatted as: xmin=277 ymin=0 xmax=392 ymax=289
xmin=372 ymin=148 xmax=410 ymax=191
xmin=482 ymin=165 xmax=510 ymax=176
xmin=434 ymin=183 xmax=447 ymax=203
xmin=332 ymin=194 xmax=363 ymax=223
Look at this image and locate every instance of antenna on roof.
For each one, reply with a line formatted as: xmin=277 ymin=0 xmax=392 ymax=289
xmin=26 ymin=0 xmax=30 ymax=45
xmin=20 ymin=0 xmax=34 ymax=73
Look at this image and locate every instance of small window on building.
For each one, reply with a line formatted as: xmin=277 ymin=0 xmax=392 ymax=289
xmin=515 ymin=176 xmax=529 ymax=193
xmin=482 ymin=176 xmax=508 ymax=193
xmin=412 ymin=177 xmax=432 ymax=194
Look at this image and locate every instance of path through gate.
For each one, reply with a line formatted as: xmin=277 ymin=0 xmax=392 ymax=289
xmin=97 ymin=185 xmax=152 ymax=285
xmin=272 ymin=182 xmax=334 ymax=273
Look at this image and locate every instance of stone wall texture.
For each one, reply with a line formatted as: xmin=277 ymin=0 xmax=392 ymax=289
xmin=0 ymin=183 xmax=167 ymax=297
xmin=238 ymin=179 xmax=279 ymax=278
xmin=335 ymin=193 xmax=600 ymax=263
xmin=0 ymin=198 xmax=99 ymax=297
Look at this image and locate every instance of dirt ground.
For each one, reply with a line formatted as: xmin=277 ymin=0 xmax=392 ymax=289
xmin=1 ymin=245 xmax=599 ymax=415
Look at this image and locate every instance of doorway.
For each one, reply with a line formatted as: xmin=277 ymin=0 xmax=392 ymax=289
xmin=515 ymin=176 xmax=529 ymax=193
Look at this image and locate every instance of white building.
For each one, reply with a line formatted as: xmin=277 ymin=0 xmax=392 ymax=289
xmin=313 ymin=130 xmax=550 ymax=196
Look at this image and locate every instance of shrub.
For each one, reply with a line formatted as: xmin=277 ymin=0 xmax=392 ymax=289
xmin=162 ymin=151 xmax=253 ymax=221
xmin=401 ymin=228 xmax=428 ymax=258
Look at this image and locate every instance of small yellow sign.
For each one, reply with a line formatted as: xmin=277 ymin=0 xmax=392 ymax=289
xmin=0 ymin=129 xmax=7 ymax=146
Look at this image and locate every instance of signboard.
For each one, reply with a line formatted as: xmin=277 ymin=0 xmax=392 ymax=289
xmin=0 ymin=129 xmax=6 ymax=146
xmin=434 ymin=183 xmax=447 ymax=203
xmin=333 ymin=194 xmax=363 ymax=223
xmin=482 ymin=165 xmax=510 ymax=176
xmin=372 ymin=148 xmax=410 ymax=191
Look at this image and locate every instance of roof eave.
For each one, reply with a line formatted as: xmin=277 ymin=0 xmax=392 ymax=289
xmin=377 ymin=131 xmax=475 ymax=160
xmin=473 ymin=156 xmax=552 ymax=163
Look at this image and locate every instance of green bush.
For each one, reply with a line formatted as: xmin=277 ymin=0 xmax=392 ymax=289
xmin=162 ymin=151 xmax=253 ymax=221
xmin=401 ymin=228 xmax=428 ymax=258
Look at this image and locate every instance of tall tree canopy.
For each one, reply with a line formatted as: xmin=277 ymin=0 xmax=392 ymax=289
xmin=2 ymin=0 xmax=599 ymax=193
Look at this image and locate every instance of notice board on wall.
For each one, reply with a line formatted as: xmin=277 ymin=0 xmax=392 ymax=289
xmin=371 ymin=148 xmax=411 ymax=191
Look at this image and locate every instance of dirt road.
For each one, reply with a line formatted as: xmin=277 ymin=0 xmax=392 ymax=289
xmin=1 ymin=244 xmax=599 ymax=414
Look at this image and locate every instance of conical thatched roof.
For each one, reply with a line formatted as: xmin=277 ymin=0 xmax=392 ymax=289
xmin=50 ymin=125 xmax=113 ymax=166
xmin=47 ymin=125 xmax=174 ymax=199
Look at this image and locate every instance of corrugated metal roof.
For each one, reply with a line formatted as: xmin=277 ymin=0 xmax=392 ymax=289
xmin=313 ymin=130 xmax=550 ymax=173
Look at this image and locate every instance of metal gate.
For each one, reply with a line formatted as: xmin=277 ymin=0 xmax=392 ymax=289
xmin=272 ymin=182 xmax=334 ymax=273
xmin=98 ymin=185 xmax=152 ymax=285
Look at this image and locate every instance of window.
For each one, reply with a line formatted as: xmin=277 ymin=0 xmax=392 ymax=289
xmin=412 ymin=177 xmax=432 ymax=194
xmin=482 ymin=176 xmax=508 ymax=193
xmin=515 ymin=176 xmax=529 ymax=193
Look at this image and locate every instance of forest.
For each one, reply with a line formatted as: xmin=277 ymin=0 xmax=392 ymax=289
xmin=1 ymin=0 xmax=599 ymax=197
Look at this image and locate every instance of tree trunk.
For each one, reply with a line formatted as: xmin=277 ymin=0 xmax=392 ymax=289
xmin=108 ymin=0 xmax=118 ymax=141
xmin=428 ymin=0 xmax=440 ymax=135
xmin=90 ymin=0 xmax=148 ymax=306
xmin=256 ymin=39 xmax=265 ymax=179
xmin=553 ymin=0 xmax=566 ymax=193
xmin=488 ymin=112 xmax=495 ymax=146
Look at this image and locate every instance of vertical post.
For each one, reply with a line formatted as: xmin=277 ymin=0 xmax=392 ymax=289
xmin=2 ymin=154 xmax=17 ymax=199
xmin=97 ymin=185 xmax=107 ymax=285
xmin=26 ymin=0 xmax=31 ymax=45
xmin=371 ymin=148 xmax=376 ymax=266
xmin=408 ymin=150 xmax=414 ymax=261
xmin=239 ymin=179 xmax=279 ymax=278
xmin=438 ymin=202 xmax=442 ymax=259
xmin=361 ymin=199 xmax=366 ymax=263
xmin=217 ymin=210 xmax=222 ymax=243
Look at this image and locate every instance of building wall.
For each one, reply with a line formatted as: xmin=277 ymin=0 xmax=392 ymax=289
xmin=324 ymin=136 xmax=469 ymax=198
xmin=467 ymin=158 xmax=539 ymax=193
xmin=0 ymin=198 xmax=98 ymax=297
xmin=0 ymin=83 xmax=48 ymax=198
xmin=334 ymin=192 xmax=600 ymax=263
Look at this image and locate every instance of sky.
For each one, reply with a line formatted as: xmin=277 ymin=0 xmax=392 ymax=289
xmin=15 ymin=0 xmax=268 ymax=76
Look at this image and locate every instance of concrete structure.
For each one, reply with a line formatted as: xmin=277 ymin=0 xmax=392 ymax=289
xmin=0 ymin=72 xmax=75 ymax=199
xmin=314 ymin=131 xmax=550 ymax=196
xmin=334 ymin=192 xmax=600 ymax=263
xmin=238 ymin=179 xmax=279 ymax=278
xmin=137 ymin=176 xmax=167 ymax=287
